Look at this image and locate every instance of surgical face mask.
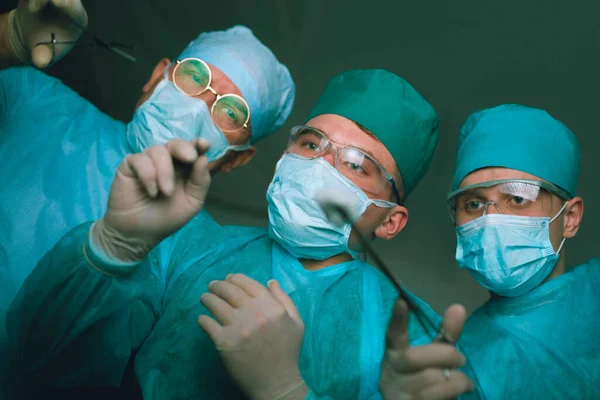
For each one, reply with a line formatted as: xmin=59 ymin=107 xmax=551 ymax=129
xmin=455 ymin=202 xmax=568 ymax=297
xmin=266 ymin=154 xmax=396 ymax=260
xmin=126 ymin=75 xmax=250 ymax=162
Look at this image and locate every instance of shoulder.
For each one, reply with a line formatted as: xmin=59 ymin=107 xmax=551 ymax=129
xmin=0 ymin=66 xmax=64 ymax=90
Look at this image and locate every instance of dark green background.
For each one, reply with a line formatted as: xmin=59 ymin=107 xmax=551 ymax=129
xmin=27 ymin=0 xmax=600 ymax=313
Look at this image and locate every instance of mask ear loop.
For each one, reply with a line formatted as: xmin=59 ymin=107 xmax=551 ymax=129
xmin=550 ymin=200 xmax=570 ymax=255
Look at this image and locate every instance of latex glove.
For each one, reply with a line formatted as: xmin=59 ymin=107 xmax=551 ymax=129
xmin=379 ymin=300 xmax=475 ymax=400
xmin=198 ymin=274 xmax=308 ymax=400
xmin=93 ymin=138 xmax=211 ymax=263
xmin=8 ymin=0 xmax=87 ymax=67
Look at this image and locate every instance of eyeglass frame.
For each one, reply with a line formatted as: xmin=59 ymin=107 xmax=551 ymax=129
xmin=286 ymin=125 xmax=402 ymax=204
xmin=171 ymin=58 xmax=251 ymax=133
xmin=446 ymin=178 xmax=573 ymax=224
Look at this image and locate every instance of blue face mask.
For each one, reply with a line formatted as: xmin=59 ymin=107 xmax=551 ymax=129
xmin=455 ymin=202 xmax=568 ymax=297
xmin=266 ymin=154 xmax=396 ymax=260
xmin=126 ymin=76 xmax=251 ymax=162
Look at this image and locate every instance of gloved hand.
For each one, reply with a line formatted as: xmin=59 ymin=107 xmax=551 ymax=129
xmin=379 ymin=300 xmax=474 ymax=400
xmin=198 ymin=274 xmax=309 ymax=400
xmin=93 ymin=138 xmax=212 ymax=263
xmin=8 ymin=0 xmax=88 ymax=68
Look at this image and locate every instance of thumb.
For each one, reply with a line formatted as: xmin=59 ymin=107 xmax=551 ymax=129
xmin=185 ymin=154 xmax=211 ymax=202
xmin=268 ymin=280 xmax=303 ymax=328
xmin=31 ymin=44 xmax=53 ymax=68
xmin=386 ymin=298 xmax=410 ymax=351
xmin=438 ymin=304 xmax=467 ymax=344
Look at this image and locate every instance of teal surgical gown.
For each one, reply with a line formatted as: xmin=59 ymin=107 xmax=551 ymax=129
xmin=0 ymin=66 xmax=133 ymax=396
xmin=7 ymin=213 xmax=440 ymax=399
xmin=459 ymin=258 xmax=600 ymax=399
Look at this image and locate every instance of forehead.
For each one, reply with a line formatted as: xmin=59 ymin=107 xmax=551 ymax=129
xmin=305 ymin=114 xmax=397 ymax=174
xmin=460 ymin=167 xmax=543 ymax=188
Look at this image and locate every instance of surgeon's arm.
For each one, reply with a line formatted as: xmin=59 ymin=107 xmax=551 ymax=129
xmin=6 ymin=221 xmax=165 ymax=388
xmin=0 ymin=1 xmax=87 ymax=69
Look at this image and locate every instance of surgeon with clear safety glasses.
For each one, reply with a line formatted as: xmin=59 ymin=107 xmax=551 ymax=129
xmin=379 ymin=104 xmax=600 ymax=400
xmin=8 ymin=69 xmax=444 ymax=399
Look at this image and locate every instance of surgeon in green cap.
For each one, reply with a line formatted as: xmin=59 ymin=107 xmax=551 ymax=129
xmin=8 ymin=69 xmax=441 ymax=399
xmin=379 ymin=104 xmax=600 ymax=400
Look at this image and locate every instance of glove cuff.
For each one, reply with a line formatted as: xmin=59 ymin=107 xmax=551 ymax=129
xmin=7 ymin=9 xmax=31 ymax=65
xmin=90 ymin=219 xmax=151 ymax=267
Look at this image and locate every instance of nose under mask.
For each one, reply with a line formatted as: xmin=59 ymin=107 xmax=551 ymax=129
xmin=455 ymin=201 xmax=568 ymax=297
xmin=126 ymin=76 xmax=250 ymax=163
xmin=266 ymin=154 xmax=397 ymax=260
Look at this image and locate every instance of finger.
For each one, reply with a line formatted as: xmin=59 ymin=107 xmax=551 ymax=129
xmin=124 ymin=154 xmax=158 ymax=197
xmin=417 ymin=372 xmax=474 ymax=400
xmin=51 ymin=0 xmax=88 ymax=26
xmin=438 ymin=304 xmax=467 ymax=344
xmin=195 ymin=138 xmax=210 ymax=155
xmin=387 ymin=343 xmax=466 ymax=373
xmin=200 ymin=293 xmax=235 ymax=325
xmin=386 ymin=298 xmax=410 ymax=350
xmin=400 ymin=368 xmax=466 ymax=393
xmin=197 ymin=315 xmax=223 ymax=342
xmin=185 ymin=154 xmax=211 ymax=201
xmin=267 ymin=280 xmax=303 ymax=326
xmin=146 ymin=146 xmax=175 ymax=196
xmin=226 ymin=274 xmax=269 ymax=298
xmin=208 ymin=280 xmax=252 ymax=308
xmin=165 ymin=139 xmax=199 ymax=164
xmin=27 ymin=0 xmax=51 ymax=13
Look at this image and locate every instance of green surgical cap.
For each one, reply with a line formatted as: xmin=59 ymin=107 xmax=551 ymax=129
xmin=306 ymin=69 xmax=439 ymax=199
xmin=452 ymin=104 xmax=581 ymax=197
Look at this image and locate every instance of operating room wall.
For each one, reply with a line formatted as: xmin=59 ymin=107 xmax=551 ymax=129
xmin=42 ymin=0 xmax=600 ymax=314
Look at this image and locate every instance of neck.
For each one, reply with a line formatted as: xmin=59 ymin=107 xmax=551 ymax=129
xmin=544 ymin=250 xmax=567 ymax=283
xmin=299 ymin=252 xmax=353 ymax=271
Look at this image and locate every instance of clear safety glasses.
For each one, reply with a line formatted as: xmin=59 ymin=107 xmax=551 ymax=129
xmin=286 ymin=125 xmax=402 ymax=204
xmin=172 ymin=58 xmax=251 ymax=132
xmin=446 ymin=179 xmax=572 ymax=225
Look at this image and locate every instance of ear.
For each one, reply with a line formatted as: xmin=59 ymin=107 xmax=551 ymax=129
xmin=563 ymin=196 xmax=584 ymax=239
xmin=142 ymin=58 xmax=171 ymax=93
xmin=374 ymin=205 xmax=409 ymax=240
xmin=218 ymin=147 xmax=257 ymax=174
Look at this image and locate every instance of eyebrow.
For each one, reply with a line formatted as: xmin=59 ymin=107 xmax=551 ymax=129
xmin=307 ymin=126 xmax=382 ymax=163
xmin=458 ymin=189 xmax=487 ymax=198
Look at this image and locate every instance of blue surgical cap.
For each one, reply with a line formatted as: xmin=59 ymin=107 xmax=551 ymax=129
xmin=178 ymin=26 xmax=295 ymax=143
xmin=452 ymin=104 xmax=581 ymax=197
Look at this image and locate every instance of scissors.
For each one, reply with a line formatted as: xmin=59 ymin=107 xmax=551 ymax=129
xmin=35 ymin=11 xmax=136 ymax=64
xmin=315 ymin=191 xmax=452 ymax=343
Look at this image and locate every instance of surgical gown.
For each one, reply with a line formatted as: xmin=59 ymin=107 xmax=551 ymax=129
xmin=0 ymin=66 xmax=134 ymax=395
xmin=7 ymin=214 xmax=441 ymax=399
xmin=458 ymin=258 xmax=600 ymax=399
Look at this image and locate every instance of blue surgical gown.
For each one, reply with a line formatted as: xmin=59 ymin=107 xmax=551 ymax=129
xmin=7 ymin=214 xmax=440 ymax=399
xmin=459 ymin=258 xmax=600 ymax=399
xmin=0 ymin=66 xmax=128 ymax=396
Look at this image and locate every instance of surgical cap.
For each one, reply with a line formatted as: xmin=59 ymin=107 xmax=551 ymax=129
xmin=452 ymin=104 xmax=581 ymax=197
xmin=306 ymin=69 xmax=439 ymax=199
xmin=178 ymin=26 xmax=295 ymax=143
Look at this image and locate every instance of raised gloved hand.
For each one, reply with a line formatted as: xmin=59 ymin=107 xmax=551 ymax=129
xmin=198 ymin=274 xmax=309 ymax=400
xmin=379 ymin=300 xmax=475 ymax=400
xmin=8 ymin=0 xmax=88 ymax=67
xmin=92 ymin=138 xmax=212 ymax=263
